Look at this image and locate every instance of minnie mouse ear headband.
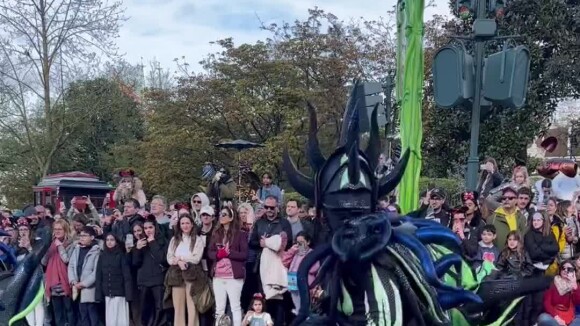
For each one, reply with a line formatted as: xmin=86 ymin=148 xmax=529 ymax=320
xmin=17 ymin=218 xmax=29 ymax=227
xmin=252 ymin=293 xmax=264 ymax=299
xmin=118 ymin=169 xmax=136 ymax=178
xmin=461 ymin=191 xmax=479 ymax=203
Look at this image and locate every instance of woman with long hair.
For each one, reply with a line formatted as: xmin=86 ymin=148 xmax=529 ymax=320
xmin=239 ymin=203 xmax=260 ymax=312
xmin=42 ymin=219 xmax=75 ymax=326
xmin=557 ymin=200 xmax=580 ymax=260
xmin=167 ymin=214 xmax=204 ymax=326
xmin=476 ymin=157 xmax=503 ymax=198
xmin=96 ymin=233 xmax=133 ymax=326
xmin=546 ymin=197 xmax=568 ymax=276
xmin=237 ymin=203 xmax=255 ymax=233
xmin=538 ymin=260 xmax=580 ymax=325
xmin=208 ymin=207 xmax=248 ymax=326
xmin=523 ymin=211 xmax=559 ymax=324
xmin=132 ymin=218 xmax=168 ymax=326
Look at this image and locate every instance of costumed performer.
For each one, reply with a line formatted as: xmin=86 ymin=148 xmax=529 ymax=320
xmin=284 ymin=82 xmax=552 ymax=325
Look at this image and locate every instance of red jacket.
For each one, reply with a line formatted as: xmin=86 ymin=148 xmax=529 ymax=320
xmin=543 ymin=283 xmax=580 ymax=324
xmin=208 ymin=230 xmax=248 ymax=279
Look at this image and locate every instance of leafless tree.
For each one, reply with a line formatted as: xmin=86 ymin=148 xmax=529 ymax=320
xmin=146 ymin=59 xmax=174 ymax=90
xmin=0 ymin=0 xmax=125 ymax=177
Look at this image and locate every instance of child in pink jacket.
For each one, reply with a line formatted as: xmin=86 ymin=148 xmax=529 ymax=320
xmin=282 ymin=231 xmax=320 ymax=315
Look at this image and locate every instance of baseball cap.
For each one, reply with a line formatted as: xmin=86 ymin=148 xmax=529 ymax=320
xmin=430 ymin=188 xmax=446 ymax=199
xmin=200 ymin=206 xmax=215 ymax=216
xmin=22 ymin=205 xmax=37 ymax=217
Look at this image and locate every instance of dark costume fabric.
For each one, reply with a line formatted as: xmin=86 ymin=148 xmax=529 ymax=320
xmin=283 ymin=82 xmax=552 ymax=326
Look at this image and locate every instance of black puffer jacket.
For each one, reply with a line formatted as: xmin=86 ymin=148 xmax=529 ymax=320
xmin=131 ymin=238 xmax=168 ymax=287
xmin=95 ymin=245 xmax=133 ymax=301
xmin=524 ymin=228 xmax=559 ymax=266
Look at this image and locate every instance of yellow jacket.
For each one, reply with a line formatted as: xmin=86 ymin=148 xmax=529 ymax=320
xmin=546 ymin=223 xmax=566 ymax=276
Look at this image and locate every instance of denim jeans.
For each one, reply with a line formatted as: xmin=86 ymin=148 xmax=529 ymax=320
xmin=537 ymin=313 xmax=580 ymax=326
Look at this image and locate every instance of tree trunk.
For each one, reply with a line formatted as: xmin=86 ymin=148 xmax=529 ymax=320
xmin=40 ymin=0 xmax=53 ymax=176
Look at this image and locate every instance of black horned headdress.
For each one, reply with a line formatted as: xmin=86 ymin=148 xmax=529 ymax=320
xmin=283 ymin=80 xmax=410 ymax=230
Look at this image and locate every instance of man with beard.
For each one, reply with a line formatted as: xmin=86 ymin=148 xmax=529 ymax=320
xmin=249 ymin=196 xmax=292 ymax=325
xmin=104 ymin=199 xmax=144 ymax=242
xmin=411 ymin=188 xmax=451 ymax=227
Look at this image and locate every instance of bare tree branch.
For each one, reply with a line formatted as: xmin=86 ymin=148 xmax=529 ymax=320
xmin=0 ymin=0 xmax=126 ymax=177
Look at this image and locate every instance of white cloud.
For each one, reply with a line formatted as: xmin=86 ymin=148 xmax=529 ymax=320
xmin=117 ymin=0 xmax=451 ymax=73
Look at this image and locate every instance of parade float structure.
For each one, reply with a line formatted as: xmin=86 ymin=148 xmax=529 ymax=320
xmin=33 ymin=171 xmax=112 ymax=209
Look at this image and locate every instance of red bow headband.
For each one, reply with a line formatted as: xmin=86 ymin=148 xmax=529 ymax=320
xmin=119 ymin=169 xmax=135 ymax=178
xmin=176 ymin=202 xmax=191 ymax=210
xmin=253 ymin=293 xmax=264 ymax=299
xmin=17 ymin=218 xmax=29 ymax=227
xmin=462 ymin=192 xmax=475 ymax=201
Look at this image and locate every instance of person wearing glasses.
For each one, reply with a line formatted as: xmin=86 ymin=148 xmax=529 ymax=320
xmin=487 ymin=187 xmax=528 ymax=251
xmin=248 ymin=195 xmax=292 ymax=325
xmin=537 ymin=260 xmax=580 ymax=326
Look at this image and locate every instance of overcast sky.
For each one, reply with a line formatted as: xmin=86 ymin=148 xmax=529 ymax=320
xmin=117 ymin=0 xmax=451 ymax=73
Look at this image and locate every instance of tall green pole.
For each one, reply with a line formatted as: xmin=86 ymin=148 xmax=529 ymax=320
xmin=466 ymin=0 xmax=488 ymax=191
xmin=396 ymin=0 xmax=424 ymax=213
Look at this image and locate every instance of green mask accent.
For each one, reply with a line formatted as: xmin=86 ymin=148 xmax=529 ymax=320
xmin=339 ymin=281 xmax=354 ymax=316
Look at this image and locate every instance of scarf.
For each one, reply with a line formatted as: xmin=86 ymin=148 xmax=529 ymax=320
xmin=554 ymin=275 xmax=576 ymax=296
xmin=45 ymin=241 xmax=72 ymax=298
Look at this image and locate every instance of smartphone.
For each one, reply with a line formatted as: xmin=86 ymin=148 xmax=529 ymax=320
xmin=125 ymin=234 xmax=134 ymax=248
xmin=480 ymin=164 xmax=486 ymax=171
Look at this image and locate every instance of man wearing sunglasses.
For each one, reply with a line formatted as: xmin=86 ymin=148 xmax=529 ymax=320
xmin=488 ymin=187 xmax=527 ymax=251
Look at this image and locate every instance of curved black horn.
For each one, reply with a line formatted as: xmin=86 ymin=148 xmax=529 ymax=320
xmin=339 ymin=80 xmax=361 ymax=146
xmin=306 ymin=101 xmax=326 ymax=171
xmin=365 ymin=103 xmax=381 ymax=171
xmin=347 ymin=141 xmax=361 ymax=185
xmin=283 ymin=148 xmax=315 ymax=199
xmin=378 ymin=149 xmax=411 ymax=197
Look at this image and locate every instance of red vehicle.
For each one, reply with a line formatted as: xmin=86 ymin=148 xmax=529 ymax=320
xmin=33 ymin=172 xmax=113 ymax=210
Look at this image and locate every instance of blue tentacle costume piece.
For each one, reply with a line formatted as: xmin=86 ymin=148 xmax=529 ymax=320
xmin=0 ymin=227 xmax=51 ymax=325
xmin=284 ymin=80 xmax=551 ymax=325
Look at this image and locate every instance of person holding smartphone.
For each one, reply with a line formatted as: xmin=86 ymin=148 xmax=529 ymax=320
xmin=132 ymin=218 xmax=168 ymax=326
xmin=538 ymin=260 xmax=580 ymax=325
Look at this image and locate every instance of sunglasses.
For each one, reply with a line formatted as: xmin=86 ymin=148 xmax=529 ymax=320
xmin=220 ymin=213 xmax=230 ymax=217
xmin=501 ymin=196 xmax=516 ymax=201
xmin=263 ymin=205 xmax=276 ymax=211
xmin=192 ymin=201 xmax=202 ymax=204
xmin=563 ymin=267 xmax=575 ymax=273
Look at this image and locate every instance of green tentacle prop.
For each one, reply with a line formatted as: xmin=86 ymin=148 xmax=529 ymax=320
xmin=396 ymin=0 xmax=424 ymax=213
xmin=9 ymin=283 xmax=44 ymax=326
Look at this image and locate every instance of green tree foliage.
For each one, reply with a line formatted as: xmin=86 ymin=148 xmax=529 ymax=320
xmin=424 ymin=0 xmax=580 ymax=178
xmin=140 ymin=9 xmax=396 ymax=200
xmin=53 ymin=78 xmax=145 ymax=180
xmin=0 ymin=77 xmax=144 ymax=208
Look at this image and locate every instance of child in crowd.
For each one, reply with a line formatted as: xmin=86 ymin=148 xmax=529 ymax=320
xmin=242 ymin=293 xmax=273 ymax=326
xmin=68 ymin=226 xmax=101 ymax=326
xmin=282 ymin=231 xmax=320 ymax=315
xmin=473 ymin=224 xmax=499 ymax=271
xmin=496 ymin=231 xmax=533 ymax=279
